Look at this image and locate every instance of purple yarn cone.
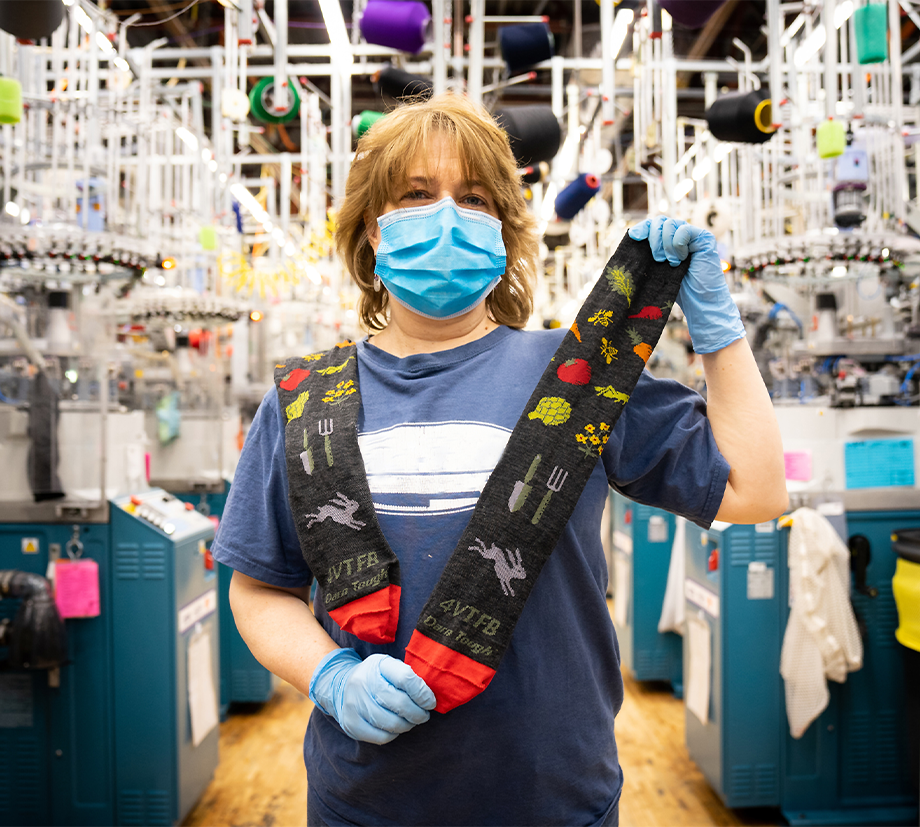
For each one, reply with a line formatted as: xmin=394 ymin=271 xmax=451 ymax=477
xmin=360 ymin=1 xmax=432 ymax=54
xmin=659 ymin=0 xmax=726 ymax=29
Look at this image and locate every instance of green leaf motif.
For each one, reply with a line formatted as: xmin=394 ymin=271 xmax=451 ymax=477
xmin=605 ymin=266 xmax=634 ymax=306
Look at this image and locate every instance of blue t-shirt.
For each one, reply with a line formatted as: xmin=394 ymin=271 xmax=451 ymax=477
xmin=213 ymin=326 xmax=729 ymax=827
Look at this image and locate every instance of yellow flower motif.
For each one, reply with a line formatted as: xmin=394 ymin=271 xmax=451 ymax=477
xmin=577 ymin=421 xmax=610 ymax=457
xmin=322 ymin=381 xmax=356 ymax=406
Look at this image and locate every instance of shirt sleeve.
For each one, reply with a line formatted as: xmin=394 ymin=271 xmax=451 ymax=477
xmin=602 ymin=371 xmax=730 ymax=528
xmin=211 ymin=388 xmax=313 ymax=587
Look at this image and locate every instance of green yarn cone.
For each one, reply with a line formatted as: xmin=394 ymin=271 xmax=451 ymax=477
xmin=0 ymin=77 xmax=22 ymax=125
xmin=854 ymin=4 xmax=888 ymax=65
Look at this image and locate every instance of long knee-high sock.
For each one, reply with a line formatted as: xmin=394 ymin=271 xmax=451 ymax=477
xmin=404 ymin=236 xmax=688 ymax=711
xmin=276 ymin=344 xmax=401 ymax=643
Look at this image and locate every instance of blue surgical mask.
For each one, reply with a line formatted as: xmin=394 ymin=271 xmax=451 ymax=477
xmin=374 ymin=197 xmax=506 ymax=320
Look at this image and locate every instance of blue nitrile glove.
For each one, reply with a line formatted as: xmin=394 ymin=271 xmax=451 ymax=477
xmin=308 ymin=649 xmax=437 ymax=744
xmin=628 ymin=216 xmax=746 ymax=353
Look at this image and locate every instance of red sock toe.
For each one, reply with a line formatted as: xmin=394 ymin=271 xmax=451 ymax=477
xmin=328 ymin=585 xmax=400 ymax=644
xmin=404 ymin=631 xmax=496 ymax=713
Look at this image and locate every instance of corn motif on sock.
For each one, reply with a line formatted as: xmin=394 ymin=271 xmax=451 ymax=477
xmin=404 ymin=235 xmax=688 ymax=711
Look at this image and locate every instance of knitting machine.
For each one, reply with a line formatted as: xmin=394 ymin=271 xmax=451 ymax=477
xmin=683 ymin=514 xmax=919 ymax=825
xmin=0 ymin=490 xmax=218 ymax=827
xmin=174 ymin=485 xmax=278 ymax=715
xmin=110 ymin=283 xmax=274 ymax=714
xmin=608 ymin=490 xmax=682 ymax=695
xmin=0 ymin=198 xmax=231 ymax=827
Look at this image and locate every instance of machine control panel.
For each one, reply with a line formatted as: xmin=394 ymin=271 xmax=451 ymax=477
xmin=114 ymin=489 xmax=215 ymax=542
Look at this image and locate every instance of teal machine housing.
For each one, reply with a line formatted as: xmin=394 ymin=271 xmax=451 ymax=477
xmin=0 ymin=489 xmax=219 ymax=826
xmin=683 ymin=514 xmax=920 ymax=825
xmin=173 ymin=483 xmax=277 ymax=714
xmin=609 ymin=491 xmax=682 ymax=694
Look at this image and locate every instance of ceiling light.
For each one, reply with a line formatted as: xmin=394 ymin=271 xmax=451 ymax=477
xmin=714 ymin=143 xmax=733 ymax=163
xmin=74 ymin=5 xmax=93 ymax=33
xmin=610 ymin=8 xmax=634 ymax=60
xmin=318 ymin=0 xmax=353 ymax=65
xmin=175 ymin=127 xmax=199 ymax=151
xmin=230 ymin=183 xmax=271 ymax=224
xmin=794 ymin=2 xmax=855 ymax=67
xmin=780 ymin=14 xmax=804 ymax=47
xmin=692 ymin=158 xmax=712 ymax=182
xmin=96 ymin=31 xmax=115 ymax=54
xmin=674 ymin=179 xmax=694 ymax=201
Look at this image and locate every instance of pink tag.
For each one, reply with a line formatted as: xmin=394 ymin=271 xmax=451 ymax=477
xmin=784 ymin=450 xmax=813 ymax=482
xmin=55 ymin=559 xmax=101 ymax=618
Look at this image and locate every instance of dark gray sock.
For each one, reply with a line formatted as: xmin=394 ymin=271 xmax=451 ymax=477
xmin=276 ymin=345 xmax=401 ymax=643
xmin=405 ymin=235 xmax=688 ymax=711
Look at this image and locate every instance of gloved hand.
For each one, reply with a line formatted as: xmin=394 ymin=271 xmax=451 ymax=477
xmin=309 ymin=649 xmax=437 ymax=744
xmin=628 ymin=216 xmax=746 ymax=353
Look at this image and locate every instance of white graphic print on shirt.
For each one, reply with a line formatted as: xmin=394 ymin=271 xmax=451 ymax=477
xmin=357 ymin=420 xmax=511 ymax=516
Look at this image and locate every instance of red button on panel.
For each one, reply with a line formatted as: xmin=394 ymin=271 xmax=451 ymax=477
xmin=185 ymin=502 xmax=194 ymax=511
xmin=130 ymin=495 xmax=143 ymax=505
xmin=708 ymin=548 xmax=719 ymax=572
xmin=204 ymin=549 xmax=214 ymax=571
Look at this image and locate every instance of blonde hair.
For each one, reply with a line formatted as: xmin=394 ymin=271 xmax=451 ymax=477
xmin=335 ymin=93 xmax=540 ymax=331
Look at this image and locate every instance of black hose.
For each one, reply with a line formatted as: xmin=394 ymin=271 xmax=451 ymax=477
xmin=0 ymin=570 xmax=67 ymax=669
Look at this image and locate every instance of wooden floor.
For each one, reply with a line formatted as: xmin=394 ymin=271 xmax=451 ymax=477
xmin=183 ymin=599 xmax=783 ymax=827
xmin=614 ymin=678 xmax=781 ymax=827
xmin=183 ymin=683 xmax=313 ymax=827
xmin=182 ymin=675 xmax=784 ymax=827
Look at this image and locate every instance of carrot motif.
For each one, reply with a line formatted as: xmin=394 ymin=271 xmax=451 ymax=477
xmin=627 ymin=327 xmax=652 ymax=363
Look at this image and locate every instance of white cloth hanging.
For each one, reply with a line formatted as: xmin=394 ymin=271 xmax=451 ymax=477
xmin=780 ymin=507 xmax=863 ymax=738
xmin=658 ymin=516 xmax=687 ymax=635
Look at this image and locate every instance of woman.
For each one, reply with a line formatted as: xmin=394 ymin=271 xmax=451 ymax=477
xmin=213 ymin=92 xmax=786 ymax=826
